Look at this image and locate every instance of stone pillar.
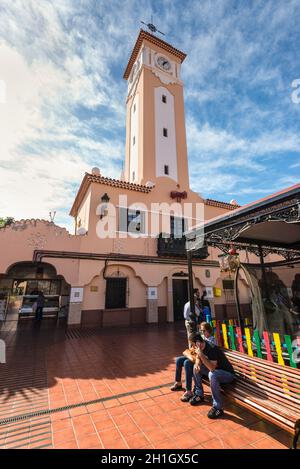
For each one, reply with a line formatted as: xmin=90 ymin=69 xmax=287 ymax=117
xmin=68 ymin=287 xmax=83 ymax=326
xmin=146 ymin=287 xmax=158 ymax=323
xmin=68 ymin=303 xmax=82 ymax=325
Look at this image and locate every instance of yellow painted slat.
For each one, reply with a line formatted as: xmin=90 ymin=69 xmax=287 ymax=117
xmin=245 ymin=327 xmax=253 ymax=357
xmin=222 ymin=323 xmax=229 ymax=349
xmin=273 ymin=333 xmax=285 ymax=366
xmin=273 ymin=333 xmax=290 ymax=394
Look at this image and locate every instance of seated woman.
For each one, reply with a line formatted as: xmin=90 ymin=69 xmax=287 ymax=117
xmin=199 ymin=322 xmax=216 ymax=345
xmin=170 ymin=340 xmax=197 ymax=402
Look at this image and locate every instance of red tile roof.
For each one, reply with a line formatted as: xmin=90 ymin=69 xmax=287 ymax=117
xmin=205 ymin=198 xmax=240 ymax=210
xmin=70 ymin=173 xmax=152 ymax=217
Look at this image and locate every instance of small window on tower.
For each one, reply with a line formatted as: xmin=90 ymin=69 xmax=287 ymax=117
xmin=133 ymin=103 xmax=136 ymax=112
xmin=133 ymin=136 xmax=135 ymax=145
xmin=163 ymin=128 xmax=168 ymax=137
xmin=162 ymin=95 xmax=167 ymax=103
xmin=132 ymin=171 xmax=135 ymax=181
xmin=164 ymin=165 xmax=169 ymax=175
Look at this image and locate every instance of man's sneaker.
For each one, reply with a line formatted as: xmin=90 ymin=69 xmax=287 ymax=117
xmin=170 ymin=382 xmax=182 ymax=391
xmin=189 ymin=395 xmax=205 ymax=406
xmin=207 ymin=407 xmax=224 ymax=419
xmin=180 ymin=391 xmax=193 ymax=402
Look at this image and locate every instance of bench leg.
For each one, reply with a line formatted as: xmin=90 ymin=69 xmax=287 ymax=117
xmin=292 ymin=427 xmax=300 ymax=450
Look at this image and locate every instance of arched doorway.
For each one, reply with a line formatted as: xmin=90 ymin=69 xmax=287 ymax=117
xmin=0 ymin=262 xmax=70 ymax=321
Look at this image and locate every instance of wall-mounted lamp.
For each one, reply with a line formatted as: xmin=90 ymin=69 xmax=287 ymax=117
xmin=101 ymin=193 xmax=110 ymax=203
xmin=99 ymin=193 xmax=110 ymax=220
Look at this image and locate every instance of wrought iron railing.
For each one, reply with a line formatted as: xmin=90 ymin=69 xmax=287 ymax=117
xmin=157 ymin=233 xmax=209 ymax=259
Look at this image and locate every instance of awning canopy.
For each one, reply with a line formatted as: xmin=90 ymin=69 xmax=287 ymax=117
xmin=186 ymin=183 xmax=300 ymax=260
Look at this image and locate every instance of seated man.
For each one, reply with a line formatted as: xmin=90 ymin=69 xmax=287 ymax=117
xmin=189 ymin=332 xmax=235 ymax=419
xmin=170 ymin=343 xmax=197 ymax=402
xmin=199 ymin=322 xmax=216 ymax=346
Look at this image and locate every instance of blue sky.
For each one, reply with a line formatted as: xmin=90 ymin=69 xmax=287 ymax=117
xmin=0 ymin=0 xmax=300 ymax=231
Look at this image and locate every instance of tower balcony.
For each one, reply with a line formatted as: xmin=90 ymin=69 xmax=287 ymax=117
xmin=157 ymin=233 xmax=209 ymax=259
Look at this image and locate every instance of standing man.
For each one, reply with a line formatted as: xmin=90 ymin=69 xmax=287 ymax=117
xmin=35 ymin=291 xmax=45 ymax=321
xmin=201 ymin=290 xmax=211 ymax=322
xmin=183 ymin=289 xmax=201 ymax=346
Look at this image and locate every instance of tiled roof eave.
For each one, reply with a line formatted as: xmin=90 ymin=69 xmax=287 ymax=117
xmin=205 ymin=199 xmax=240 ymax=211
xmin=70 ymin=173 xmax=152 ymax=217
xmin=87 ymin=175 xmax=151 ymax=193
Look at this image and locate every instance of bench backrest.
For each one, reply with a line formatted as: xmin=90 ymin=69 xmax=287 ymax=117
xmin=224 ymin=349 xmax=300 ymax=414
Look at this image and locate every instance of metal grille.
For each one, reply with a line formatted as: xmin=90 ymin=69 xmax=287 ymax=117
xmin=105 ymin=278 xmax=127 ymax=309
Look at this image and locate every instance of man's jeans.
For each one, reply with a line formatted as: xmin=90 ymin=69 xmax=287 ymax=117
xmin=194 ymin=365 xmax=235 ymax=409
xmin=35 ymin=307 xmax=43 ymax=321
xmin=175 ymin=356 xmax=194 ymax=391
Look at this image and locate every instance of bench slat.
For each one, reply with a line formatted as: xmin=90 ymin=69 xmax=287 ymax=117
xmin=230 ymin=381 xmax=300 ymax=418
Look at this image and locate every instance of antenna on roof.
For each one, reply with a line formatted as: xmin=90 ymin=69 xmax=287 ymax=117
xmin=141 ymin=15 xmax=165 ymax=36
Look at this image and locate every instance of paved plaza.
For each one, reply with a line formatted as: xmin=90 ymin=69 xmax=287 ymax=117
xmin=0 ymin=320 xmax=291 ymax=449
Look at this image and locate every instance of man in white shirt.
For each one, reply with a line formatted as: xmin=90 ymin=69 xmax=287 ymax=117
xmin=183 ymin=292 xmax=201 ymax=346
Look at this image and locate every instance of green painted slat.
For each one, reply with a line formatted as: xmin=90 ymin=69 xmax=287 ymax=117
xmin=229 ymin=325 xmax=236 ymax=351
xmin=284 ymin=334 xmax=297 ymax=368
xmin=253 ymin=330 xmax=262 ymax=359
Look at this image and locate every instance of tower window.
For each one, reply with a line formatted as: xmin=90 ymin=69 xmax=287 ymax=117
xmin=162 ymin=95 xmax=167 ymax=103
xmin=133 ymin=103 xmax=136 ymax=112
xmin=133 ymin=136 xmax=135 ymax=145
xmin=163 ymin=128 xmax=168 ymax=137
xmin=164 ymin=165 xmax=169 ymax=175
xmin=132 ymin=171 xmax=135 ymax=181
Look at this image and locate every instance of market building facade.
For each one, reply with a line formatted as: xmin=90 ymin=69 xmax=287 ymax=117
xmin=0 ymin=30 xmax=252 ymax=328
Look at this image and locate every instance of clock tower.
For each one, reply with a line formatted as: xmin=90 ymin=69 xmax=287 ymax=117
xmin=123 ymin=29 xmax=190 ymax=190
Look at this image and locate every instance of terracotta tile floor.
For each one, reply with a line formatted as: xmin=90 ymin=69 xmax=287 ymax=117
xmin=0 ymin=320 xmax=292 ymax=449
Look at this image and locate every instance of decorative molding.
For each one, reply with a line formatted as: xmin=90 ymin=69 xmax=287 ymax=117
xmin=110 ymin=270 xmax=126 ymax=278
xmin=151 ymin=68 xmax=177 ymax=85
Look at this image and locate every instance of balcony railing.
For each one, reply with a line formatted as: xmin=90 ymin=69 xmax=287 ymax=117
xmin=157 ymin=234 xmax=209 ymax=259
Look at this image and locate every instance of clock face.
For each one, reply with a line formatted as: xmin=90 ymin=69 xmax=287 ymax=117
xmin=156 ymin=55 xmax=171 ymax=72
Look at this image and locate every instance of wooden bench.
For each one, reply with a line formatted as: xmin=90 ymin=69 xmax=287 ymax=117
xmin=220 ymin=350 xmax=300 ymax=449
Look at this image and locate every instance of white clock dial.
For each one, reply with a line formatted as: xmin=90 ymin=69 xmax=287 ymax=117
xmin=156 ymin=55 xmax=171 ymax=72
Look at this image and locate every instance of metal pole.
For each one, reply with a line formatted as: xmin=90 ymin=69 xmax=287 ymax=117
xmin=187 ymin=250 xmax=196 ymax=331
xmin=234 ymin=264 xmax=243 ymax=330
xmin=258 ymin=245 xmax=270 ymax=300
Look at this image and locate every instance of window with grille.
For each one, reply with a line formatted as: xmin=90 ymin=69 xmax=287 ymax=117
xmin=105 ymin=278 xmax=127 ymax=309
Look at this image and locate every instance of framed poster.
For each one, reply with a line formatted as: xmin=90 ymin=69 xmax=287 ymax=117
xmin=204 ymin=287 xmax=214 ymax=299
xmin=70 ymin=287 xmax=83 ymax=303
xmin=147 ymin=287 xmax=158 ymax=300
